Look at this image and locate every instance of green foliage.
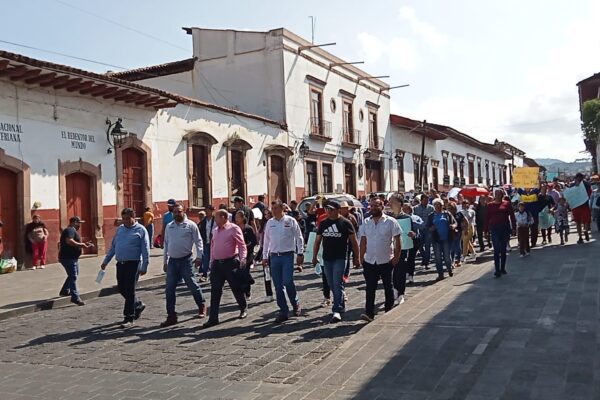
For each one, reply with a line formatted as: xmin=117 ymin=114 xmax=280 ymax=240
xmin=582 ymin=99 xmax=600 ymax=141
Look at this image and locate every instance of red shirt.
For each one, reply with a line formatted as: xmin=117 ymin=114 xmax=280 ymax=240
xmin=485 ymin=200 xmax=516 ymax=231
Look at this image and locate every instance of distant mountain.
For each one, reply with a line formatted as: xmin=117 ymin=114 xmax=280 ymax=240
xmin=536 ymin=158 xmax=564 ymax=166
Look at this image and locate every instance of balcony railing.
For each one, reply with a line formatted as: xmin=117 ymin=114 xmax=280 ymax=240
xmin=309 ymin=118 xmax=332 ymax=140
xmin=342 ymin=128 xmax=361 ymax=146
xmin=368 ymin=135 xmax=385 ymax=151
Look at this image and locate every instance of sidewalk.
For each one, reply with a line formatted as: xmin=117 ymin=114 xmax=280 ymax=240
xmin=0 ymin=248 xmax=167 ymax=320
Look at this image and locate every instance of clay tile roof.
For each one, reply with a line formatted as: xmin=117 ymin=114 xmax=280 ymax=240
xmin=576 ymin=72 xmax=600 ymax=87
xmin=106 ymin=58 xmax=196 ymax=81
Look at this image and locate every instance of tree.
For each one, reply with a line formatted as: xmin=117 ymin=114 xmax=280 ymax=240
xmin=582 ymin=99 xmax=600 ymax=142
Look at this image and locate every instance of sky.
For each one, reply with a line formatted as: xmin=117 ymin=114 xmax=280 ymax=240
xmin=2 ymin=0 xmax=600 ymax=162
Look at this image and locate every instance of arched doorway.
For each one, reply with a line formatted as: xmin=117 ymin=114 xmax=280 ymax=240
xmin=224 ymin=137 xmax=253 ymax=203
xmin=122 ymin=147 xmax=145 ymax=217
xmin=65 ymin=172 xmax=95 ymax=255
xmin=0 ymin=167 xmax=18 ymax=259
xmin=184 ymin=132 xmax=217 ymax=209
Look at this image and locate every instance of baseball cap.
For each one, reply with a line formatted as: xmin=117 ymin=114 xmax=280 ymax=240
xmin=231 ymin=196 xmax=244 ymax=203
xmin=69 ymin=216 xmax=84 ymax=223
xmin=325 ymin=200 xmax=341 ymax=210
xmin=167 ymin=198 xmax=177 ymax=206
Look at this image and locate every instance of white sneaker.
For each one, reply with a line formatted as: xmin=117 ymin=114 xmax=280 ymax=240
xmin=263 ymin=296 xmax=274 ymax=302
xmin=398 ymin=295 xmax=405 ymax=305
xmin=406 ymin=275 xmax=414 ymax=284
xmin=519 ymin=254 xmax=525 ymax=258
xmin=330 ymin=312 xmax=342 ymax=323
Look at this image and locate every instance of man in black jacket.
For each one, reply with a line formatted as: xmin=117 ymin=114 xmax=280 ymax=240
xmin=474 ymin=196 xmax=490 ymax=252
xmin=198 ymin=205 xmax=215 ymax=282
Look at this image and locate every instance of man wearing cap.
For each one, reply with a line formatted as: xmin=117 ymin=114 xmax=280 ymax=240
xmin=262 ymin=200 xmax=305 ymax=323
xmin=198 ymin=205 xmax=216 ymax=282
xmin=161 ymin=199 xmax=177 ymax=245
xmin=312 ymin=201 xmax=359 ymax=323
xmin=101 ymin=208 xmax=150 ymax=329
xmin=232 ymin=196 xmax=257 ymax=232
xmin=58 ymin=216 xmax=94 ymax=306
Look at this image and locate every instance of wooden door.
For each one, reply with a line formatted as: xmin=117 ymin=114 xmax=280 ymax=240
xmin=230 ymin=149 xmax=245 ymax=199
xmin=344 ymin=163 xmax=356 ymax=196
xmin=122 ymin=148 xmax=145 ymax=217
xmin=66 ymin=172 xmax=95 ymax=254
xmin=0 ymin=168 xmax=18 ymax=259
xmin=269 ymin=155 xmax=287 ymax=203
xmin=365 ymin=160 xmax=382 ymax=193
xmin=192 ymin=145 xmax=209 ymax=208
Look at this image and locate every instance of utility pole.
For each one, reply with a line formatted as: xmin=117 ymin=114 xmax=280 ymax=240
xmin=308 ymin=16 xmax=315 ymax=44
xmin=418 ymin=120 xmax=427 ymax=192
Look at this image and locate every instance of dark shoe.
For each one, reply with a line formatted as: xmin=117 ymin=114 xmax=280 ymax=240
xmin=245 ymin=293 xmax=252 ymax=300
xmin=71 ymin=298 xmax=85 ymax=306
xmin=134 ymin=303 xmax=146 ymax=320
xmin=435 ymin=274 xmax=445 ymax=282
xmin=494 ymin=271 xmax=501 ymax=278
xmin=59 ymin=290 xmax=70 ymax=297
xmin=202 ymin=319 xmax=220 ymax=329
xmin=119 ymin=319 xmax=134 ymax=329
xmin=578 ymin=238 xmax=584 ymax=244
xmin=360 ymin=313 xmax=374 ymax=323
xmin=199 ymin=275 xmax=208 ymax=282
xmin=239 ymin=309 xmax=248 ymax=319
xmin=160 ymin=314 xmax=178 ymax=328
xmin=275 ymin=314 xmax=288 ymax=324
xmin=501 ymin=269 xmax=507 ymax=275
xmin=198 ymin=304 xmax=207 ymax=318
xmin=585 ymin=232 xmax=590 ymax=242
xmin=448 ymin=268 xmax=454 ymax=277
xmin=293 ymin=304 xmax=302 ymax=317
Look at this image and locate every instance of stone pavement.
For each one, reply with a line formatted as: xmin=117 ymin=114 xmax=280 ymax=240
xmin=0 ymin=234 xmax=599 ymax=399
xmin=0 ymin=248 xmax=167 ymax=320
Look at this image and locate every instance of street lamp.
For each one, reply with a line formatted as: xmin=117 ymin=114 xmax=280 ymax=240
xmin=105 ymin=117 xmax=128 ymax=153
xmin=298 ymin=141 xmax=310 ymax=159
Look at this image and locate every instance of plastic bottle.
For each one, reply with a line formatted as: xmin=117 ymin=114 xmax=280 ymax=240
xmin=315 ymin=263 xmax=322 ymax=276
xmin=95 ymin=269 xmax=106 ymax=284
xmin=264 ymin=266 xmax=271 ymax=282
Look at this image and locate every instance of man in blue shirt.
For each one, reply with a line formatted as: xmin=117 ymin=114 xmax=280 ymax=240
xmin=160 ymin=199 xmax=177 ymax=248
xmin=101 ymin=208 xmax=150 ymax=329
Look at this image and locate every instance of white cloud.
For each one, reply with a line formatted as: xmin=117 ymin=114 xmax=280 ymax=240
xmin=357 ymin=32 xmax=418 ymax=71
xmin=398 ymin=6 xmax=448 ymax=49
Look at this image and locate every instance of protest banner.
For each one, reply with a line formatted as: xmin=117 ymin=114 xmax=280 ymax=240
xmin=512 ymin=167 xmax=540 ymax=188
xmin=396 ymin=218 xmax=414 ymax=250
xmin=563 ymin=183 xmax=589 ymax=209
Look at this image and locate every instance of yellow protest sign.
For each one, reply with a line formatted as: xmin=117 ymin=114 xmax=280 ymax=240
xmin=512 ymin=167 xmax=540 ymax=189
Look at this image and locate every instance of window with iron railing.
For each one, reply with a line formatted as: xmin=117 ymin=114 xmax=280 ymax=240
xmin=368 ymin=135 xmax=384 ymax=150
xmin=309 ymin=117 xmax=332 ymax=138
xmin=342 ymin=128 xmax=361 ymax=145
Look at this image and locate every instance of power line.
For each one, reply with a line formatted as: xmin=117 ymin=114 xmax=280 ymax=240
xmin=52 ymin=0 xmax=189 ymax=53
xmin=0 ymin=39 xmax=129 ymax=70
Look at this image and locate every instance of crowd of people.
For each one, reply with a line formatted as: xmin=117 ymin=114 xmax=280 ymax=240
xmin=50 ymin=173 xmax=598 ymax=329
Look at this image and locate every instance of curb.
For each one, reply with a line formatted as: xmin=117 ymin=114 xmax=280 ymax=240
xmin=0 ymin=275 xmax=166 ymax=322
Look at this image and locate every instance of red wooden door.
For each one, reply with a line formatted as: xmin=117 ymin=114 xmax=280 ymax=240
xmin=0 ymin=168 xmax=18 ymax=259
xmin=366 ymin=160 xmax=382 ymax=193
xmin=122 ymin=148 xmax=145 ymax=216
xmin=66 ymin=172 xmax=95 ymax=254
xmin=269 ymin=155 xmax=287 ymax=203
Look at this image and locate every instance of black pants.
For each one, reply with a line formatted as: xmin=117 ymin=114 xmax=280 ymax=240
xmin=476 ymin=225 xmax=486 ymax=251
xmin=208 ymin=257 xmax=247 ymax=322
xmin=405 ymin=238 xmax=419 ymax=277
xmin=116 ymin=261 xmax=142 ymax=322
xmin=363 ymin=262 xmax=394 ymax=318
xmin=393 ymin=256 xmax=407 ymax=296
xmin=322 ymin=272 xmax=330 ymax=299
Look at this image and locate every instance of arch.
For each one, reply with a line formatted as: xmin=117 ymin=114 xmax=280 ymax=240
xmin=223 ymin=137 xmax=253 ymax=151
xmin=224 ymin=137 xmax=253 ymax=203
xmin=0 ymin=148 xmax=30 ymax=266
xmin=58 ymin=159 xmax=104 ymax=255
xmin=265 ymin=144 xmax=294 ymax=203
xmin=183 ymin=131 xmax=218 ymax=146
xmin=116 ymin=134 xmax=153 ymax=215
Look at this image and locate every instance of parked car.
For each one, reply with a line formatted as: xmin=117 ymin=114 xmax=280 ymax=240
xmin=297 ymin=193 xmax=363 ymax=219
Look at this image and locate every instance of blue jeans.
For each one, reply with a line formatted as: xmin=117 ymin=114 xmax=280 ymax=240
xmin=419 ymin=229 xmax=431 ymax=265
xmin=165 ymin=254 xmax=204 ymax=315
xmin=270 ymin=253 xmax=298 ymax=315
xmin=491 ymin=227 xmax=510 ymax=273
xmin=146 ymin=224 xmax=154 ymax=247
xmin=451 ymin=236 xmax=462 ymax=262
xmin=59 ymin=259 xmax=80 ymax=301
xmin=432 ymin=240 xmax=452 ymax=275
xmin=323 ymin=258 xmax=346 ymax=313
xmin=201 ymin=245 xmax=211 ymax=276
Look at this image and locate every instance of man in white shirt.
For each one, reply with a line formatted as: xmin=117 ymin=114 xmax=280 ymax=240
xmin=160 ymin=204 xmax=205 ymax=328
xmin=262 ymin=200 xmax=305 ymax=323
xmin=358 ymin=198 xmax=402 ymax=322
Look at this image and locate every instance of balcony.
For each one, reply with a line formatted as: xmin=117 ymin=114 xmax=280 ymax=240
xmin=309 ymin=118 xmax=332 ymax=142
xmin=341 ymin=128 xmax=361 ymax=148
xmin=368 ymin=135 xmax=385 ymax=153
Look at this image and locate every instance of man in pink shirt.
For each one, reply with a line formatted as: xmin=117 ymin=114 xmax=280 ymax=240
xmin=203 ymin=209 xmax=248 ymax=328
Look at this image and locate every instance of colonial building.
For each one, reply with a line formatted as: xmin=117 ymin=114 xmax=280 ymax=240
xmin=577 ymin=72 xmax=600 ymax=173
xmin=493 ymin=140 xmax=525 ymax=185
xmin=390 ymin=114 xmax=510 ymax=192
xmin=0 ymin=50 xmax=287 ymax=266
xmin=110 ymin=27 xmax=393 ymax=198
